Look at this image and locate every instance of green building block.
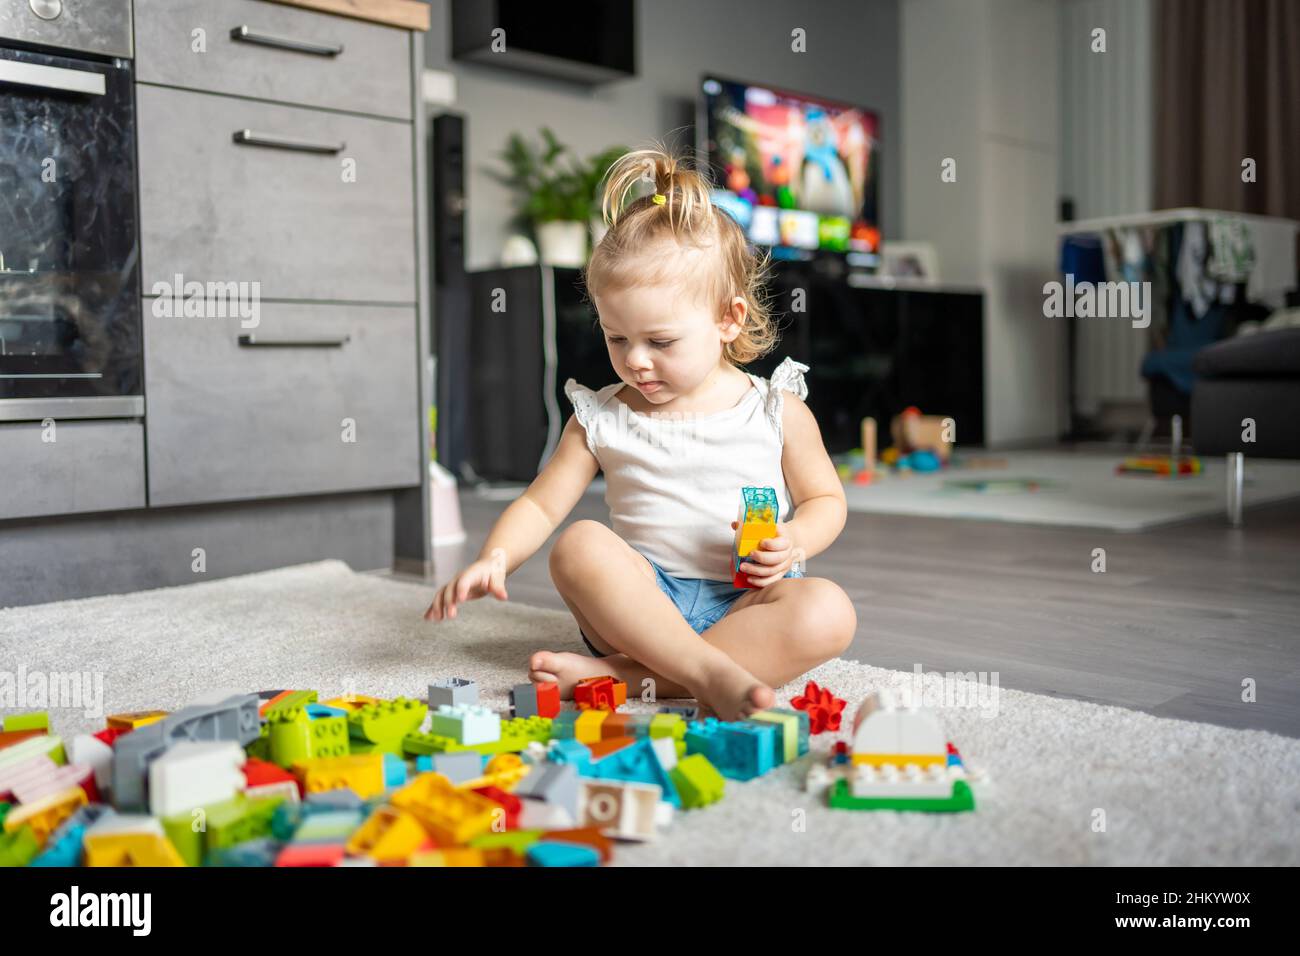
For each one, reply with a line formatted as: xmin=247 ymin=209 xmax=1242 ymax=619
xmin=469 ymin=829 xmax=544 ymax=855
xmin=162 ymin=812 xmax=206 ymax=867
xmin=267 ymin=707 xmax=349 ymax=768
xmin=0 ymin=825 xmax=40 ymax=867
xmin=402 ymin=716 xmax=551 ymax=758
xmin=669 ymin=754 xmax=725 ymax=809
xmin=205 ymin=793 xmax=287 ymax=851
xmin=3 ymin=711 xmax=49 ymax=733
xmin=826 ymin=777 xmax=975 ymax=813
xmin=0 ymin=802 xmax=9 ymax=827
xmin=348 ymin=698 xmax=428 ymax=754
xmin=649 ymin=713 xmax=685 ymax=742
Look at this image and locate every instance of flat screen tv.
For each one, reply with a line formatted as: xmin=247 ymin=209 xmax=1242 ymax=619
xmin=698 ymin=74 xmax=881 ymax=261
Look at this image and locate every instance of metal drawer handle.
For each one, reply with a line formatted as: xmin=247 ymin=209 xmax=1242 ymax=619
xmin=238 ymin=334 xmax=351 ymax=348
xmin=232 ymin=129 xmax=346 ymax=154
xmin=0 ymin=59 xmax=105 ymax=96
xmin=230 ymin=25 xmax=344 ymax=57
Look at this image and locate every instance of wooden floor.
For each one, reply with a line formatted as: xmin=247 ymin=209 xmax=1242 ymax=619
xmin=398 ymin=482 xmax=1300 ymax=739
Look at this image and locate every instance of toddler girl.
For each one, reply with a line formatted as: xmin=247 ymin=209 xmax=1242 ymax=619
xmin=426 ymin=146 xmax=856 ymax=721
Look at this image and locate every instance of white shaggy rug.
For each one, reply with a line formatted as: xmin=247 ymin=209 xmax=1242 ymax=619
xmin=2 ymin=560 xmax=1296 ymax=866
xmin=843 ymin=451 xmax=1300 ymax=530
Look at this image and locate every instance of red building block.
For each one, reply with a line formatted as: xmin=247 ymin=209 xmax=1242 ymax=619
xmin=535 ymin=682 xmax=561 ymax=719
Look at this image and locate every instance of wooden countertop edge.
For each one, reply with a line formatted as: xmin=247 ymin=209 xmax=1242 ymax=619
xmin=263 ymin=0 xmax=431 ymax=32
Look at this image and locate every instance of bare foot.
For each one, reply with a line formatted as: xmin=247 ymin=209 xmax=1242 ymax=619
xmin=528 ymin=650 xmax=623 ymax=699
xmin=695 ymin=658 xmax=775 ymax=722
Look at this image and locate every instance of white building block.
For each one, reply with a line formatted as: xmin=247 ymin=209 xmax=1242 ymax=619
xmin=147 ymin=741 xmax=246 ymax=817
xmin=69 ymin=734 xmax=115 ymax=789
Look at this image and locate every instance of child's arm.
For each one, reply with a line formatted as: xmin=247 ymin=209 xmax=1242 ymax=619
xmin=736 ymin=394 xmax=846 ymax=586
xmin=425 ymin=415 xmax=599 ymax=620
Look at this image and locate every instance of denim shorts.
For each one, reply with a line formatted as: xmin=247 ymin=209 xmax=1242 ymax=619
xmin=579 ymin=551 xmax=803 ymax=658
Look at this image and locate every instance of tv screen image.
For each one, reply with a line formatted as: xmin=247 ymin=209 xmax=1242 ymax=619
xmin=700 ymin=75 xmax=881 ymax=258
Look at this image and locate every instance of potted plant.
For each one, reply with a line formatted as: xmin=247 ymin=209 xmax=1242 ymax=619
xmin=490 ymin=129 xmax=625 ymax=267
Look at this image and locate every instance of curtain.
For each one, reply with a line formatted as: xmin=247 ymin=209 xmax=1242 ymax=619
xmin=1154 ymin=0 xmax=1300 ymax=220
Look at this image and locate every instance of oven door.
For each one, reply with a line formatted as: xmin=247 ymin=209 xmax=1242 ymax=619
xmin=0 ymin=43 xmax=142 ymax=420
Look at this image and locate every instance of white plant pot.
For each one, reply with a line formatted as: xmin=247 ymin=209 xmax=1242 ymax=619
xmin=536 ymin=220 xmax=588 ymax=267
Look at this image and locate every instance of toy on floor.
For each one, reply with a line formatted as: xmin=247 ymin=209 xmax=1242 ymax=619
xmin=0 ymin=674 xmax=827 ymax=869
xmin=733 ymin=486 xmax=780 ymax=589
xmin=1116 ymin=455 xmax=1202 ymax=477
xmin=789 ymin=681 xmax=846 ymax=734
xmin=804 ymin=690 xmax=991 ymax=813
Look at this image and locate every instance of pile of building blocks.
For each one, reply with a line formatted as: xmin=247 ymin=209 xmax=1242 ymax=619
xmin=804 ymin=689 xmax=992 ymax=813
xmin=0 ymin=678 xmax=814 ymax=867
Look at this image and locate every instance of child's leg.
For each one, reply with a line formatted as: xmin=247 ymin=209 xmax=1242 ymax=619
xmin=540 ymin=577 xmax=855 ymax=706
xmin=531 ymin=520 xmax=775 ymax=720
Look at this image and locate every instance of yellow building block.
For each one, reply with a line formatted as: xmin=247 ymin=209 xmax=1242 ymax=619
xmin=574 ymin=710 xmax=608 ymax=745
xmin=106 ymin=710 xmax=167 ymax=730
xmin=458 ymin=753 xmax=530 ymax=792
xmin=3 ymin=785 xmax=86 ymax=847
xmin=292 ymin=754 xmax=386 ymax=799
xmin=408 ymin=847 xmax=485 ymax=867
xmin=321 ymin=694 xmax=381 ymax=712
xmin=85 ymin=832 xmax=185 ymax=867
xmin=345 ymin=806 xmax=428 ymax=863
xmin=391 ymin=772 xmax=499 ymax=845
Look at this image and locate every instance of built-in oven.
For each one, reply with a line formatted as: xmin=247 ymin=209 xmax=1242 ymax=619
xmin=0 ymin=0 xmax=141 ymax=421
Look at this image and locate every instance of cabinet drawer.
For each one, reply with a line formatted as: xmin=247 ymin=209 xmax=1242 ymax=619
xmin=137 ymin=84 xmax=416 ymax=304
xmin=135 ymin=0 xmax=411 ymax=120
xmin=144 ymin=302 xmax=420 ymax=506
xmin=0 ymin=421 xmax=145 ymax=520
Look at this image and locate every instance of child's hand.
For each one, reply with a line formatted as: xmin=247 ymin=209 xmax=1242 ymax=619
xmin=731 ymin=522 xmax=802 ymax=587
xmin=425 ymin=548 xmax=508 ymax=621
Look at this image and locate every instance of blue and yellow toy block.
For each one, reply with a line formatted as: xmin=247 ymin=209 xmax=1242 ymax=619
xmin=30 ymin=805 xmax=115 ymax=867
xmin=668 ymin=754 xmax=725 ymax=809
xmin=734 ymin=486 xmax=779 ymax=588
xmin=746 ymin=708 xmax=809 ymax=764
xmin=266 ymin=706 xmax=349 ymax=768
xmin=684 ymin=718 xmax=777 ymax=781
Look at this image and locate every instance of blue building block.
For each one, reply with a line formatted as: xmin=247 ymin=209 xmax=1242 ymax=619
xmin=527 ymin=841 xmax=600 ymax=867
xmin=551 ymin=711 xmax=581 ymax=740
xmin=382 ymin=753 xmax=407 ymax=788
xmin=306 ymin=703 xmax=349 ymax=719
xmin=546 ymin=739 xmax=591 ymax=769
xmin=415 ymin=751 xmax=483 ymax=784
xmin=31 ymin=803 xmax=115 ymax=867
xmin=582 ymin=738 xmax=680 ymax=808
xmin=685 ymin=718 xmax=776 ymax=781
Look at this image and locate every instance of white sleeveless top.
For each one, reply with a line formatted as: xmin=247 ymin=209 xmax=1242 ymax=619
xmin=564 ymin=357 xmax=810 ymax=581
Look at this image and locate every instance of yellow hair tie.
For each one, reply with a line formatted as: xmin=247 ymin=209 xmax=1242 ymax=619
xmin=652 ymin=192 xmax=666 ymax=205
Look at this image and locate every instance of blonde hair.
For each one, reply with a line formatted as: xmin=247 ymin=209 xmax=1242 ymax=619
xmin=583 ymin=143 xmax=778 ymax=366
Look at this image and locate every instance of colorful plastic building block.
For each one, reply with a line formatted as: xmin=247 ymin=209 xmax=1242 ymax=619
xmin=147 ymin=741 xmax=246 ymax=817
xmin=106 ymin=710 xmax=168 ymax=731
xmin=573 ymin=709 xmax=608 ymax=744
xmin=733 ymin=486 xmax=779 ymax=588
xmin=2 ymin=712 xmax=49 ymax=733
xmin=789 ymin=681 xmax=847 ymax=735
xmin=574 ymin=676 xmax=627 ymax=711
xmin=578 ymin=780 xmax=662 ymax=841
xmin=581 ymin=738 xmax=680 ymax=808
xmin=826 ymin=776 xmax=974 ymax=813
xmin=668 ymin=754 xmax=725 ymax=809
xmin=513 ymin=762 xmax=579 ymax=821
xmin=346 ymin=697 xmax=427 ymax=755
xmin=266 ymin=706 xmax=349 ymax=769
xmin=346 ymin=806 xmax=429 ymax=863
xmin=391 ymin=772 xmax=500 ymax=845
xmin=428 ymin=678 xmax=478 ymax=709
xmin=849 ymin=690 xmax=946 ymax=768
xmin=428 ymin=704 xmax=501 ymax=746
xmin=684 ymin=718 xmax=776 ymax=781
xmin=292 ymin=754 xmax=387 ymax=799
xmin=0 ymin=825 xmax=40 ymax=867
